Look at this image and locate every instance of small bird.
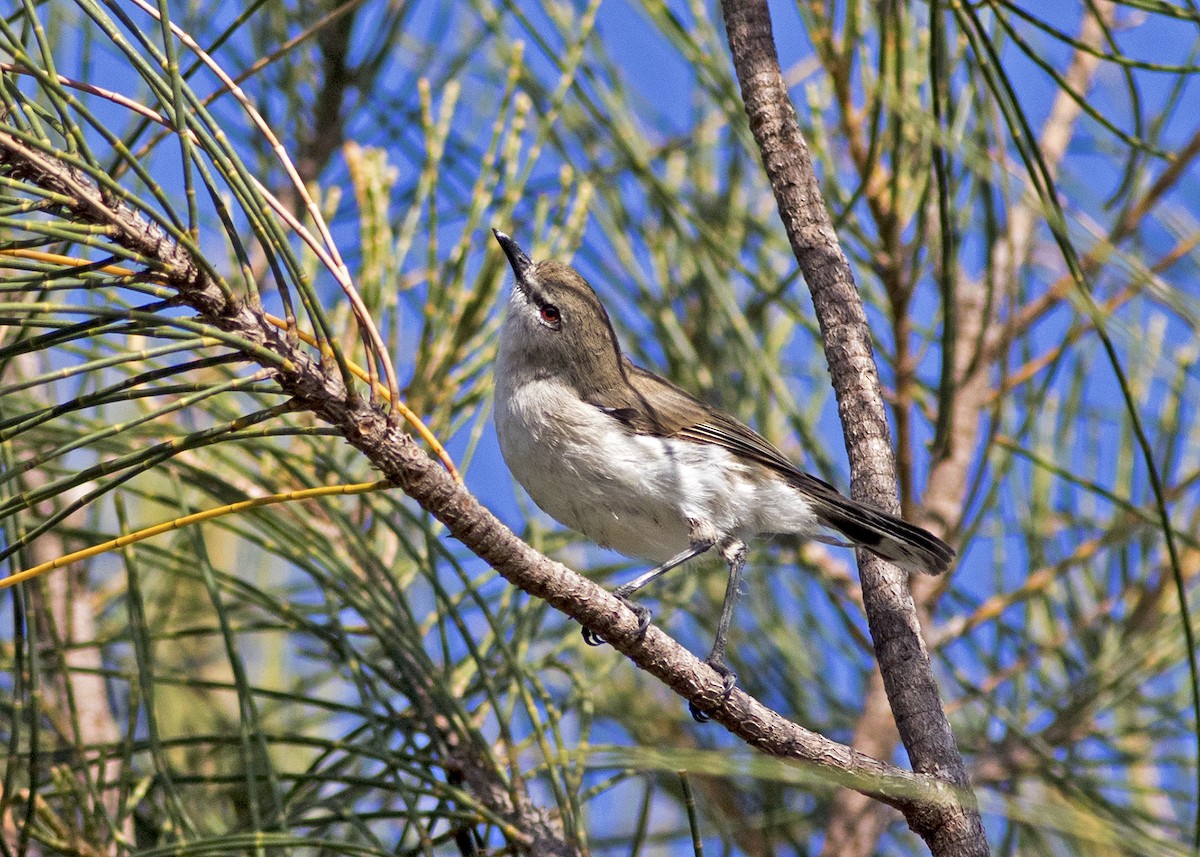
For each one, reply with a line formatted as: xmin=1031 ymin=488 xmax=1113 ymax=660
xmin=491 ymin=230 xmax=953 ymax=720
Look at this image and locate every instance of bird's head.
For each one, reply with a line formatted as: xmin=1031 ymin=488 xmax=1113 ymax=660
xmin=492 ymin=229 xmax=625 ymax=395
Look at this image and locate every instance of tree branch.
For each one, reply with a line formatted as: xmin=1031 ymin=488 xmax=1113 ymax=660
xmin=821 ymin=5 xmax=1118 ymax=853
xmin=0 ymin=127 xmax=963 ymax=851
xmin=718 ymin=1 xmax=988 ymax=854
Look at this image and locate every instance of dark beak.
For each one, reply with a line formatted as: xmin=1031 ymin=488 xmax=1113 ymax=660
xmin=492 ymin=229 xmax=535 ymax=285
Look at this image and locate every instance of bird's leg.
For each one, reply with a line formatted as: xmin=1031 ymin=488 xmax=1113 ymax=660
xmin=582 ymin=519 xmax=716 ymax=647
xmin=690 ymin=538 xmax=746 ymax=723
xmin=581 ymin=539 xmax=713 ymax=646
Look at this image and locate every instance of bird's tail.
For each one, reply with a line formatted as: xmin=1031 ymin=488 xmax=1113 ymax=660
xmin=795 ymin=475 xmax=954 ymax=575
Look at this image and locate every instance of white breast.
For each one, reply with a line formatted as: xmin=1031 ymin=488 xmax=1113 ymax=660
xmin=493 ymin=373 xmax=819 ymax=564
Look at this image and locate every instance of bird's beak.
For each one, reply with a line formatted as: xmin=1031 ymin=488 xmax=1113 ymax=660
xmin=492 ymin=229 xmax=535 ymax=290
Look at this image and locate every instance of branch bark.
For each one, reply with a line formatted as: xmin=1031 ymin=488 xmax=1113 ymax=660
xmin=821 ymin=5 xmax=1117 ymax=855
xmin=718 ymin=1 xmax=988 ymax=854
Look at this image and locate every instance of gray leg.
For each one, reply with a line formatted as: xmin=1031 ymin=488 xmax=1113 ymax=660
xmin=690 ymin=538 xmax=746 ymax=723
xmin=612 ymin=540 xmax=713 ymax=599
xmin=582 ymin=520 xmax=716 ymax=647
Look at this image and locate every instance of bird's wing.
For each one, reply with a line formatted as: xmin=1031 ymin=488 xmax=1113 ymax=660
xmin=589 ymin=359 xmax=842 ymax=495
xmin=588 ymin=360 xmax=955 ymax=574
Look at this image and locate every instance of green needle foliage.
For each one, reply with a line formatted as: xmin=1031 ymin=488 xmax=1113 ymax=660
xmin=0 ymin=1 xmax=1198 ymax=855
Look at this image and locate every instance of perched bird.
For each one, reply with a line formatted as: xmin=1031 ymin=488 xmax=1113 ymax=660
xmin=491 ymin=229 xmax=953 ymax=720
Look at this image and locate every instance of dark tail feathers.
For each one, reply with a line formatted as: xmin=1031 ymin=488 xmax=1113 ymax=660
xmin=806 ymin=487 xmax=954 ymax=576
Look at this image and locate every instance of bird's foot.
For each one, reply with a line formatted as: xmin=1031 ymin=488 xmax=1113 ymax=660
xmin=689 ymin=657 xmax=737 ymax=723
xmin=581 ymin=592 xmax=651 ymax=647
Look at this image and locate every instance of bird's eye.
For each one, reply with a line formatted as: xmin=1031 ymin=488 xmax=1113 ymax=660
xmin=540 ymin=304 xmax=561 ymax=325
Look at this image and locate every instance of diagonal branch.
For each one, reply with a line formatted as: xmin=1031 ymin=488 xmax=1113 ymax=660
xmin=0 ymin=127 xmax=965 ymax=849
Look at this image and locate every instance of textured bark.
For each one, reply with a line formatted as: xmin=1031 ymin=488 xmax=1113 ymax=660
xmin=0 ymin=128 xmax=965 ymax=852
xmin=718 ymin=1 xmax=988 ymax=854
xmin=821 ymin=5 xmax=1116 ymax=854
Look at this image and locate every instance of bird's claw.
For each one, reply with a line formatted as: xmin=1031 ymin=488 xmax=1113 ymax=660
xmin=689 ymin=658 xmax=737 ymax=723
xmin=580 ymin=625 xmax=606 ymax=646
xmin=581 ymin=594 xmax=651 ymax=647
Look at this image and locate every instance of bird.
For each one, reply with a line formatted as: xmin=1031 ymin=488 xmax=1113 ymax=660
xmin=490 ymin=229 xmax=954 ymax=720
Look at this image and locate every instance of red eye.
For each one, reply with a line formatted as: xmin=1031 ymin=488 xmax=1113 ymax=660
xmin=540 ymin=305 xmax=560 ymax=324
